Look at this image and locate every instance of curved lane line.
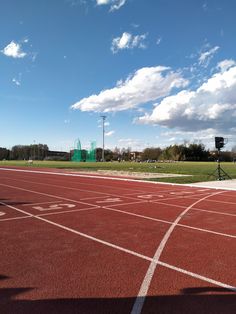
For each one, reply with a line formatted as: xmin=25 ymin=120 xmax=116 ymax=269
xmin=1 ymin=199 xmax=236 ymax=294
xmin=131 ymin=190 xmax=226 ymax=314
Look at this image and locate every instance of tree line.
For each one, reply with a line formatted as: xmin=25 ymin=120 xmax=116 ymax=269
xmin=0 ymin=144 xmax=49 ymax=161
xmin=96 ymin=144 xmax=236 ymax=162
xmin=1 ymin=143 xmax=236 ymax=162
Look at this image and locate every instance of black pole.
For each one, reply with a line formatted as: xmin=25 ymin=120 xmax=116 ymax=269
xmin=217 ymin=149 xmax=222 ymax=180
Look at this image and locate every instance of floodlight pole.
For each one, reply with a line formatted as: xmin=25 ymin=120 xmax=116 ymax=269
xmin=101 ymin=115 xmax=106 ymax=162
xmin=33 ymin=140 xmax=36 ymax=160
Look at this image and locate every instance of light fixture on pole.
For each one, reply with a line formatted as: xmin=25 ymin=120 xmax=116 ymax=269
xmin=100 ymin=115 xmax=106 ymax=162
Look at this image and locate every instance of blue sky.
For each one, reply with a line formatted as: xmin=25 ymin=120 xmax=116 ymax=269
xmin=1 ymin=0 xmax=236 ymax=152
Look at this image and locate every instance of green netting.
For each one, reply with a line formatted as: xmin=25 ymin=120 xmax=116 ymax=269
xmin=86 ymin=141 xmax=96 ymax=162
xmin=72 ymin=139 xmax=96 ymax=162
xmin=72 ymin=139 xmax=82 ymax=162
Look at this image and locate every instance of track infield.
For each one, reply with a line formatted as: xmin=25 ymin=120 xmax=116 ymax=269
xmin=0 ymin=167 xmax=236 ymax=314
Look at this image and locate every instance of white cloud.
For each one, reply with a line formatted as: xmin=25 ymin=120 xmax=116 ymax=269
xmin=111 ymin=32 xmax=147 ymax=53
xmin=31 ymin=52 xmax=38 ymax=62
xmin=156 ymin=37 xmax=162 ymax=45
xmin=96 ymin=0 xmax=127 ymax=11
xmin=66 ymin=0 xmax=87 ymax=6
xmin=137 ymin=61 xmax=236 ymax=133
xmin=217 ymin=59 xmax=236 ymax=72
xmin=97 ymin=0 xmax=109 ymax=4
xmin=160 ymin=128 xmax=236 ymax=150
xmin=105 ymin=130 xmax=115 ymax=136
xmin=12 ymin=78 xmax=21 ymax=86
xmin=118 ymin=138 xmax=147 ymax=149
xmin=202 ymin=3 xmax=208 ymax=11
xmin=12 ymin=73 xmax=22 ymax=86
xmin=71 ymin=66 xmax=188 ymax=112
xmin=2 ymin=41 xmax=27 ymax=58
xmin=198 ymin=45 xmax=219 ymax=67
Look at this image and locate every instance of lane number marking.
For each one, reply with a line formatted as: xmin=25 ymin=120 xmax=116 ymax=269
xmin=33 ymin=203 xmax=76 ymax=211
xmin=96 ymin=198 xmax=122 ymax=204
xmin=138 ymin=194 xmax=164 ymax=199
xmin=170 ymin=191 xmax=193 ymax=195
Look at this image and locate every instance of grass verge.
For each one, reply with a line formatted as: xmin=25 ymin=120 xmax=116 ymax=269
xmin=0 ymin=160 xmax=235 ymax=184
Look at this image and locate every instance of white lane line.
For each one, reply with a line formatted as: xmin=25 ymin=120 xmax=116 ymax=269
xmin=103 ymin=200 xmax=147 ymax=207
xmin=200 ymin=198 xmax=236 ymax=206
xmin=37 ymin=206 xmax=97 ymax=217
xmin=1 ymin=200 xmax=151 ymax=261
xmin=4 ymin=199 xmax=236 ymax=239
xmin=186 ymin=194 xmax=236 ymax=205
xmin=158 ymin=261 xmax=236 ymax=292
xmin=0 ymin=201 xmax=33 ymax=217
xmin=177 ymin=223 xmax=236 ymax=238
xmin=0 ymin=170 xmax=148 ymax=194
xmin=1 ymin=201 xmax=235 ymax=294
xmin=148 ymin=193 xmax=213 ymax=204
xmin=1 ymin=182 xmax=234 ymax=238
xmin=0 ymin=205 xmax=97 ymax=222
xmin=192 ymin=207 xmax=236 ymax=217
xmin=3 ymin=171 xmax=228 ymax=209
xmin=152 ymin=200 xmax=236 ymax=217
xmin=22 ymin=200 xmax=61 ymax=207
xmin=0 ymin=216 xmax=31 ymax=222
xmin=3 ymin=167 xmax=234 ymax=192
xmin=130 ymin=190 xmax=226 ymax=314
xmin=103 ymin=206 xmax=236 ymax=239
xmin=0 ymin=175 xmax=145 ymax=201
xmin=0 ymin=183 xmax=100 ymax=209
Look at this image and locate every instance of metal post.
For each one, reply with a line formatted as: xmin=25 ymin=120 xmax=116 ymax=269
xmin=101 ymin=115 xmax=106 ymax=162
xmin=33 ymin=140 xmax=36 ymax=160
xmin=217 ymin=149 xmax=221 ymax=180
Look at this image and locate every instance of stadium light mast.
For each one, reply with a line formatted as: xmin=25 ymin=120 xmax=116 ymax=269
xmin=100 ymin=115 xmax=106 ymax=162
xmin=33 ymin=140 xmax=36 ymax=160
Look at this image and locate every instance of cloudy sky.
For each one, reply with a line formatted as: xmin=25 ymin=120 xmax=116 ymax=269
xmin=1 ymin=0 xmax=236 ymax=151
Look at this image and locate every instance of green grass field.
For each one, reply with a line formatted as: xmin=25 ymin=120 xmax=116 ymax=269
xmin=1 ymin=160 xmax=236 ymax=184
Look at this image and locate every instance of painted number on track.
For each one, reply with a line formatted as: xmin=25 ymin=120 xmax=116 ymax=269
xmin=96 ymin=198 xmax=122 ymax=204
xmin=170 ymin=191 xmax=193 ymax=195
xmin=33 ymin=203 xmax=76 ymax=211
xmin=138 ymin=194 xmax=163 ymax=199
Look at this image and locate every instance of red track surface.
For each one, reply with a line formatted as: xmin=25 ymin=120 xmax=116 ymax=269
xmin=0 ymin=167 xmax=235 ymax=314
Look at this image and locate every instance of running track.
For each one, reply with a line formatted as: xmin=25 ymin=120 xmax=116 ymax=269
xmin=0 ymin=167 xmax=235 ymax=314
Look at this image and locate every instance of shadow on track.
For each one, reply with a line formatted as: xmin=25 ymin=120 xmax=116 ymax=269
xmin=0 ymin=199 xmax=31 ymax=206
xmin=0 ymin=275 xmax=235 ymax=314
